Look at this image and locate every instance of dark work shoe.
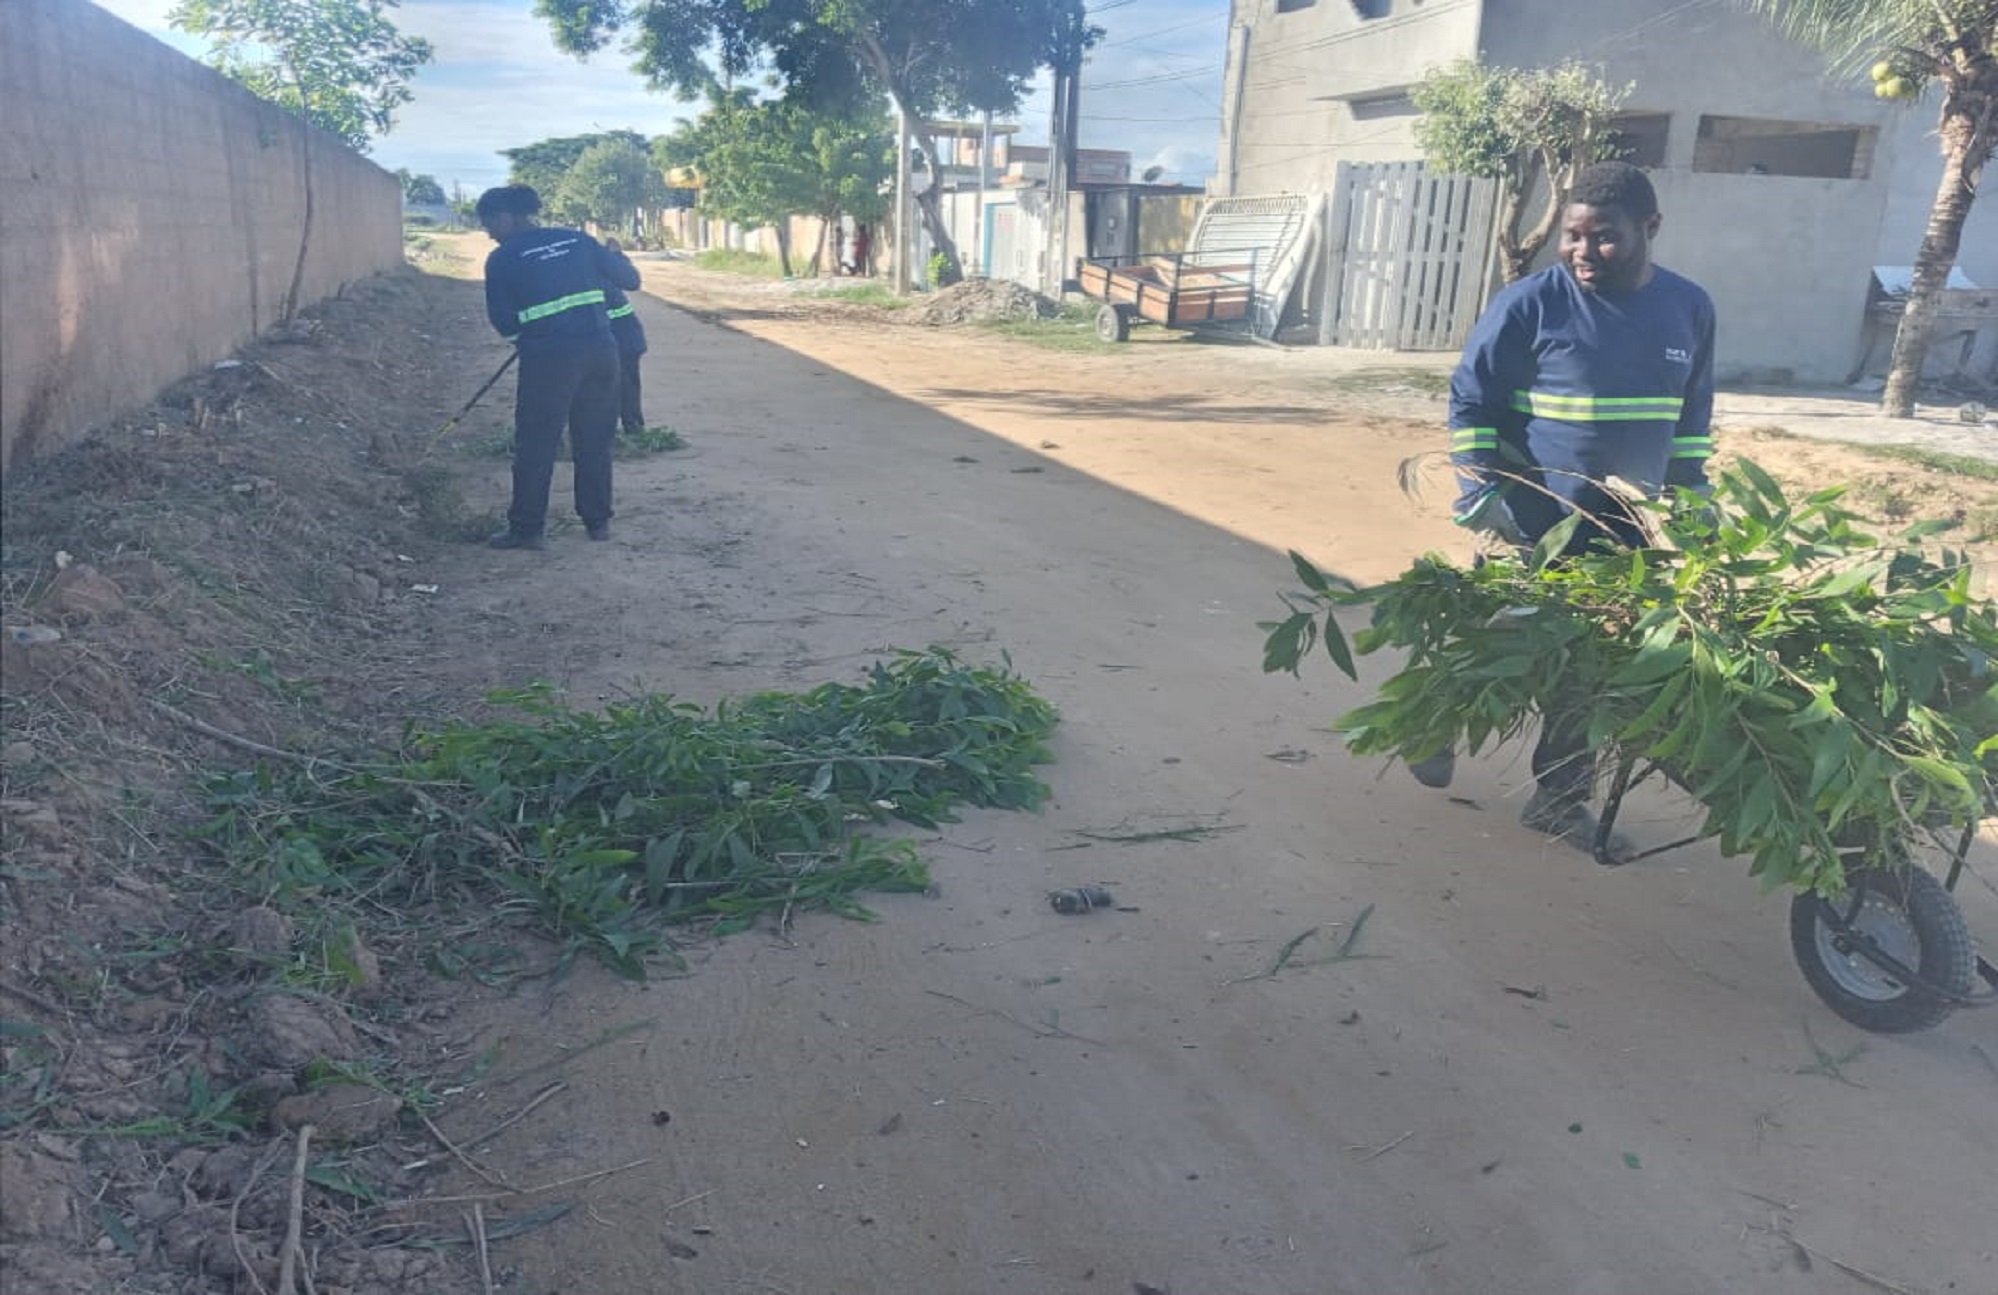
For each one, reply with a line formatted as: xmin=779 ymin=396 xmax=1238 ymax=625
xmin=1520 ymin=787 xmax=1634 ymax=864
xmin=585 ymin=522 xmax=611 ymax=542
xmin=621 ymin=423 xmax=645 ymax=438
xmin=487 ymin=528 xmax=544 ymax=551
xmin=1408 ymin=751 xmax=1456 ymax=789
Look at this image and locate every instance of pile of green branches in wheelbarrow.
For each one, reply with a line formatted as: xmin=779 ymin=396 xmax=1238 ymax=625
xmin=1263 ymin=460 xmax=1997 ymax=1030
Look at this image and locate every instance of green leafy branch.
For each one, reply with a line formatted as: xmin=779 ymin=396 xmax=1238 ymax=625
xmin=192 ymin=649 xmax=1058 ymax=977
xmin=1262 ymin=461 xmax=1997 ymax=894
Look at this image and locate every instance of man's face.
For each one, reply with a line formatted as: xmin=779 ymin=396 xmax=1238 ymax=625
xmin=480 ymin=212 xmax=519 ymax=243
xmin=1558 ymin=202 xmax=1660 ymax=293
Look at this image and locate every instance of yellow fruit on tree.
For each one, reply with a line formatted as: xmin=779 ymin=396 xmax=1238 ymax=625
xmin=1870 ymin=60 xmax=1895 ymax=82
xmin=1879 ymin=76 xmax=1912 ymax=100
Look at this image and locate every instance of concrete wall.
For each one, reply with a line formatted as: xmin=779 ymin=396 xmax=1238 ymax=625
xmin=1216 ymin=0 xmax=1482 ymax=196
xmin=1646 ymin=173 xmax=1886 ymax=384
xmin=0 ymin=0 xmax=403 ymax=475
xmin=1215 ymin=0 xmax=1977 ymax=382
xmin=1136 ymin=193 xmax=1206 ymax=254
xmin=1480 ymin=0 xmax=1997 ymax=289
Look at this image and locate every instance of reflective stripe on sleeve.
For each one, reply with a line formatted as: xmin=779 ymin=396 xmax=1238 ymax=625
xmin=1669 ymin=434 xmax=1715 ymax=459
xmin=606 ymin=303 xmax=635 ymax=319
xmin=1451 ymin=426 xmax=1498 ymax=452
xmin=517 ymin=289 xmax=607 ymax=324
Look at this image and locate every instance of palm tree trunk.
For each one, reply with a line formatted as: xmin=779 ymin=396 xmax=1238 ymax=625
xmin=1881 ymin=138 xmax=1977 ymax=417
xmin=1883 ymin=81 xmax=1993 ymax=417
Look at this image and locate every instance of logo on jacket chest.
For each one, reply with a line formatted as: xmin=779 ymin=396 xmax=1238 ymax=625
xmin=1664 ymin=346 xmax=1692 ymax=364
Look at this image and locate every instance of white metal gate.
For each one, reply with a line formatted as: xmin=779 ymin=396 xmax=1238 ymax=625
xmin=1187 ymin=194 xmax=1320 ymax=340
xmin=1320 ymin=161 xmax=1499 ymax=350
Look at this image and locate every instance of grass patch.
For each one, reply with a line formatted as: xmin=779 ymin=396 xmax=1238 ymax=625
xmin=1866 ymin=443 xmax=1998 ymax=481
xmin=695 ymin=248 xmax=785 ymax=278
xmin=1313 ymin=366 xmax=1451 ymax=397
xmin=978 ymin=302 xmax=1116 ymax=354
xmin=191 ymin=649 xmax=1058 ymax=978
xmin=808 ymin=282 xmax=910 ymax=309
xmin=1722 ymin=424 xmax=1998 ymax=481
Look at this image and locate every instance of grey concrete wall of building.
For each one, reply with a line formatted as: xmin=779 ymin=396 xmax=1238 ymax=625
xmin=1217 ymin=0 xmax=1480 ymax=196
xmin=1480 ymin=0 xmax=1997 ymax=289
xmin=1 ymin=0 xmax=403 ymax=475
xmin=1648 ymin=172 xmax=1887 ymax=385
xmin=1215 ymin=0 xmax=1961 ymax=381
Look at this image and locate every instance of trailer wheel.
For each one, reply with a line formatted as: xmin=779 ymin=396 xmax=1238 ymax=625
xmin=1094 ymin=304 xmax=1130 ymax=343
xmin=1789 ymin=866 xmax=1973 ymax=1033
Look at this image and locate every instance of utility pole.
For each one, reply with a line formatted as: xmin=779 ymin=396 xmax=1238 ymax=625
xmin=1042 ymin=5 xmax=1086 ymax=299
xmin=974 ymin=110 xmax=992 ymax=279
xmin=1043 ymin=64 xmax=1070 ymax=298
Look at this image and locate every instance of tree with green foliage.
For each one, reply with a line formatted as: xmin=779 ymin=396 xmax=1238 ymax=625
xmin=170 ymin=0 xmax=432 ymax=322
xmin=800 ymin=112 xmax=895 ymax=273
xmin=529 ymin=0 xmax=1095 ymax=283
xmin=396 ymin=169 xmax=446 ymax=205
xmin=1742 ymin=1 xmax=1998 ymax=419
xmin=1412 ymin=59 xmax=1630 ymax=283
xmin=500 ymin=131 xmax=651 ymax=199
xmin=169 ymin=0 xmax=431 ymax=152
xmin=659 ymin=94 xmax=892 ymax=275
xmin=550 ymin=137 xmax=671 ymax=234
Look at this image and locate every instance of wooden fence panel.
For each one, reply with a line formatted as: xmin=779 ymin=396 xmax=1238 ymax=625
xmin=1320 ymin=162 xmax=1498 ymax=351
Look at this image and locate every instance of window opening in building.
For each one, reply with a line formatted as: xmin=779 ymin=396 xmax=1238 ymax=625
xmin=1605 ymin=112 xmax=1670 ymax=168
xmin=1350 ymin=92 xmax=1416 ymax=121
xmin=1275 ymin=0 xmax=1318 ymax=13
xmin=1693 ymin=115 xmax=1876 ymax=179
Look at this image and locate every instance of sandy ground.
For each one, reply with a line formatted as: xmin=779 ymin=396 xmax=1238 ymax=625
xmin=401 ymin=256 xmax=1997 ymax=1295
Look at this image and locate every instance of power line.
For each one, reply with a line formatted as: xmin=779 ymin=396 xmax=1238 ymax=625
xmin=1097 ymin=13 xmax=1227 ymax=50
xmin=1086 ymin=65 xmax=1223 ymax=91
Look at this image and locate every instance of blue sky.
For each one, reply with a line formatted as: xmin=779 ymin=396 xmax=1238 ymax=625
xmin=89 ymin=0 xmax=1228 ymax=197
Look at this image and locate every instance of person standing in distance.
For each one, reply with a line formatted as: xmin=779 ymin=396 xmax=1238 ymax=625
xmin=476 ymin=185 xmax=638 ymax=548
xmin=600 ymin=237 xmax=649 ymax=438
xmin=1418 ymin=160 xmax=1717 ymax=860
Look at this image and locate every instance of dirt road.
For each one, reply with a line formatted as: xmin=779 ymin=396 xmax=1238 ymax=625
xmin=407 ymin=260 xmax=1998 ymax=1295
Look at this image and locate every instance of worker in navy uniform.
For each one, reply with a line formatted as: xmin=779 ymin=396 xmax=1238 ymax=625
xmin=475 ymin=185 xmax=638 ymax=548
xmin=600 ymin=237 xmax=649 ymax=437
xmin=1417 ymin=161 xmax=1717 ymax=861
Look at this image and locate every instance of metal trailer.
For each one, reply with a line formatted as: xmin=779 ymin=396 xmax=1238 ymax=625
xmin=1076 ymin=250 xmax=1261 ymax=343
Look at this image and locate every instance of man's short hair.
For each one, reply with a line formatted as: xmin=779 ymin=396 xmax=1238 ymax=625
xmin=474 ymin=185 xmax=542 ymax=221
xmin=1566 ymin=162 xmax=1658 ymax=219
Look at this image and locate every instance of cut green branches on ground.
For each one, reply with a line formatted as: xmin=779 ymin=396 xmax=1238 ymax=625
xmin=618 ymin=424 xmax=686 ymax=453
xmin=191 ymin=649 xmax=1057 ymax=976
xmin=1227 ymin=905 xmax=1380 ymax=984
xmin=1263 ymin=461 xmax=1998 ymax=896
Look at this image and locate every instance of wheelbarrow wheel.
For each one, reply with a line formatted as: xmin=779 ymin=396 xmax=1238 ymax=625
xmin=1788 ymin=866 xmax=1973 ymax=1033
xmin=1094 ymin=303 xmax=1130 ymax=343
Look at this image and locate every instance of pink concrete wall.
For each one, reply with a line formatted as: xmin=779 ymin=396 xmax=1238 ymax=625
xmin=0 ymin=0 xmax=404 ymax=475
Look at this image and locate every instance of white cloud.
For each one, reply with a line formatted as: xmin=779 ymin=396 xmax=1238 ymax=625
xmin=87 ymin=0 xmax=1229 ymax=192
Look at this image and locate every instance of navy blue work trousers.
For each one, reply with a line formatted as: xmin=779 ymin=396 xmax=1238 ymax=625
xmin=617 ymin=347 xmax=645 ymax=433
xmin=510 ymin=334 xmax=618 ymax=535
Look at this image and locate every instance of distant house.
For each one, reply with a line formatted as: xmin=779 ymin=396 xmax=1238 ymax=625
xmin=1215 ymin=0 xmax=1998 ymax=383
